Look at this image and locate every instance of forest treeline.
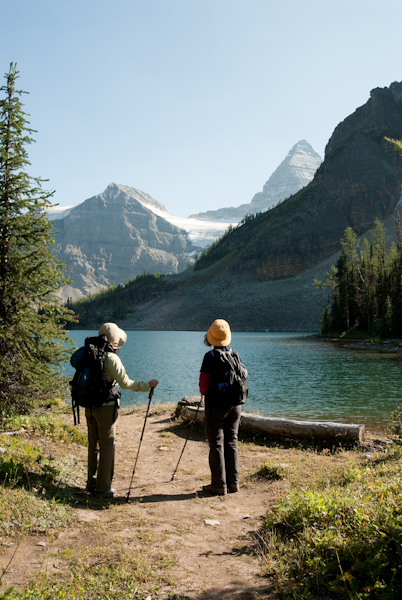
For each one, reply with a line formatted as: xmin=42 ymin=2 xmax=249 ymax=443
xmin=67 ymin=271 xmax=171 ymax=328
xmin=317 ymin=219 xmax=402 ymax=338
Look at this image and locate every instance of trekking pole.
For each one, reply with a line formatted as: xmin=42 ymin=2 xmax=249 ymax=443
xmin=126 ymin=386 xmax=155 ymax=502
xmin=171 ymin=396 xmax=203 ymax=482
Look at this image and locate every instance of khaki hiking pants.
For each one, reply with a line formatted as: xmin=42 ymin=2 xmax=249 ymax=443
xmin=85 ymin=404 xmax=117 ymax=493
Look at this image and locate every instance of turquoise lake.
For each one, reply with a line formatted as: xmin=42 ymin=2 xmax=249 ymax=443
xmin=64 ymin=331 xmax=402 ymax=431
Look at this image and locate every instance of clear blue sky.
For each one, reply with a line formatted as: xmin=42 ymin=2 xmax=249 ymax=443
xmin=2 ymin=0 xmax=402 ymax=217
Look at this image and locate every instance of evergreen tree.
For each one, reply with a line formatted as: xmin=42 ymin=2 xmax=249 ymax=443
xmin=336 ymin=227 xmax=360 ymax=331
xmin=0 ymin=63 xmax=74 ymax=416
xmin=316 ymin=220 xmax=402 ymax=338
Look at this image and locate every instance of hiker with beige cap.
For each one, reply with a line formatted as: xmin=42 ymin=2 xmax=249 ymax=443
xmin=86 ymin=322 xmax=158 ymax=498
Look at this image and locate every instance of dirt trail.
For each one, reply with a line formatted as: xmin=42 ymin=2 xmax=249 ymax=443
xmin=114 ymin=409 xmax=286 ymax=599
xmin=1 ymin=407 xmax=288 ymax=599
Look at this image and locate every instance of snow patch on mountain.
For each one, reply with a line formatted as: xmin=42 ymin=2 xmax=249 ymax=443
xmin=46 ymin=206 xmax=74 ymax=220
xmin=141 ymin=203 xmax=236 ymax=248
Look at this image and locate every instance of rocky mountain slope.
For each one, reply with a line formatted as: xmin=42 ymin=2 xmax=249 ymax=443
xmin=194 ymin=82 xmax=402 ymax=281
xmin=53 ymin=183 xmax=195 ymax=300
xmin=189 ymin=140 xmax=322 ymax=221
xmin=72 ymin=81 xmax=402 ymax=331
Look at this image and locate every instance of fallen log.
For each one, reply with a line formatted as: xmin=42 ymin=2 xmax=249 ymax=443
xmin=179 ymin=404 xmax=365 ymax=443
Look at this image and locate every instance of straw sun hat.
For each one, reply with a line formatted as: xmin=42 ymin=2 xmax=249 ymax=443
xmin=206 ymin=319 xmax=232 ymax=347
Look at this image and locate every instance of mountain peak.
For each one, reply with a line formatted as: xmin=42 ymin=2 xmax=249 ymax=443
xmin=286 ymin=140 xmax=321 ymax=164
xmin=189 ymin=140 xmax=322 ymax=221
xmin=254 ymin=140 xmax=322 ymax=211
xmin=288 ymin=139 xmax=315 ymax=153
xmin=99 ymin=183 xmax=169 ymax=213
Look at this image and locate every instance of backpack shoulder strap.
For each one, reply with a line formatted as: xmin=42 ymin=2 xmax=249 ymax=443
xmin=215 ymin=347 xmax=232 ymax=357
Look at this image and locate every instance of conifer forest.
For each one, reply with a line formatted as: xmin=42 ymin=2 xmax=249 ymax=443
xmin=318 ymin=218 xmax=402 ymax=337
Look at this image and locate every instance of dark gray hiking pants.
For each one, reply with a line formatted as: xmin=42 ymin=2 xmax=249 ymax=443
xmin=204 ymin=404 xmax=242 ymax=491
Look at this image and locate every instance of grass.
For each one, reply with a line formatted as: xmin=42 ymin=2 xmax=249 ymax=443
xmin=0 ymin=408 xmax=88 ymax=539
xmin=247 ymin=461 xmax=286 ymax=481
xmin=148 ymin=401 xmax=176 ymax=418
xmin=1 ymin=413 xmax=86 ymax=445
xmin=1 ymin=544 xmax=171 ymax=599
xmin=120 ymin=402 xmax=176 ymax=419
xmin=260 ymin=447 xmax=402 ymax=599
xmin=0 ymin=488 xmax=72 ymax=535
xmin=0 ymin=434 xmax=78 ymax=536
xmin=1 ymin=396 xmax=86 ymax=446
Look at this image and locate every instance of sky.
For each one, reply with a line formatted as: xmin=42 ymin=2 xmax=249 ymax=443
xmin=2 ymin=0 xmax=402 ymax=218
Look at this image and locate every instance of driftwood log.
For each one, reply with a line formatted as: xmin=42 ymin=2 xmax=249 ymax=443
xmin=178 ymin=403 xmax=365 ymax=443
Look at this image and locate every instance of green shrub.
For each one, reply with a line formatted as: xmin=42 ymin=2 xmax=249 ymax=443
xmin=248 ymin=461 xmax=286 ymax=481
xmin=1 ymin=413 xmax=86 ymax=445
xmin=389 ymin=405 xmax=402 ymax=445
xmin=0 ymin=487 xmax=72 ymax=534
xmin=261 ymin=455 xmax=402 ymax=599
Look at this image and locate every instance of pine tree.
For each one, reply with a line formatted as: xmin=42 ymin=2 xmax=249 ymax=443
xmin=0 ymin=63 xmax=74 ymax=416
xmin=337 ymin=227 xmax=361 ymax=331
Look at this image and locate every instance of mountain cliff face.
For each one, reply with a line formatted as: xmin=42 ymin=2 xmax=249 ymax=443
xmin=53 ymin=183 xmax=195 ymax=300
xmin=196 ymin=82 xmax=402 ymax=281
xmin=189 ymin=140 xmax=322 ymax=221
xmin=72 ymin=80 xmax=402 ymax=332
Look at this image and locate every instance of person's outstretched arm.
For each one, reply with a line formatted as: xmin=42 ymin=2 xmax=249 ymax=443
xmin=105 ymin=353 xmax=156 ymax=392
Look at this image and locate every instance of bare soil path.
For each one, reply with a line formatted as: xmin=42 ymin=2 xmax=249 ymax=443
xmin=1 ymin=405 xmax=332 ymax=599
xmin=112 ymin=407 xmax=286 ymax=599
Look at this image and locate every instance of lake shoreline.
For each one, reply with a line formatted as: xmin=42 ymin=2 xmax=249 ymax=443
xmin=69 ymin=328 xmax=402 ymax=354
xmin=314 ymin=335 xmax=402 ymax=354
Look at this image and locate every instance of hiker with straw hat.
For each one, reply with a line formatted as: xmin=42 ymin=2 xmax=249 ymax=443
xmin=86 ymin=322 xmax=158 ymax=498
xmin=199 ymin=319 xmax=248 ymax=496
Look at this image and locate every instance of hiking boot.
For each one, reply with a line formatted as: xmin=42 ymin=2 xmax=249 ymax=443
xmin=228 ymin=485 xmax=239 ymax=493
xmin=94 ymin=488 xmax=115 ymax=499
xmin=202 ymin=484 xmax=226 ymax=496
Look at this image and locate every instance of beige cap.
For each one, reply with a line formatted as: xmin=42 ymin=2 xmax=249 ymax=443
xmin=99 ymin=322 xmax=127 ymax=349
xmin=206 ymin=319 xmax=231 ymax=347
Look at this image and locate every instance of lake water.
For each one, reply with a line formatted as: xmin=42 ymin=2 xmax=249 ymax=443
xmin=63 ymin=331 xmax=402 ymax=430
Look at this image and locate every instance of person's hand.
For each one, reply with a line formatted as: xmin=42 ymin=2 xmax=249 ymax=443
xmin=149 ymin=378 xmax=158 ymax=388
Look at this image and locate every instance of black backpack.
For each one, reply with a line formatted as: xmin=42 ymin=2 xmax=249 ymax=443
xmin=69 ymin=335 xmax=121 ymax=425
xmin=214 ymin=348 xmax=248 ymax=406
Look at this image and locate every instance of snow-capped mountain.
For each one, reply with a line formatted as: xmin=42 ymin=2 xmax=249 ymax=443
xmin=189 ymin=140 xmax=322 ymax=221
xmin=47 ymin=140 xmax=321 ymax=299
